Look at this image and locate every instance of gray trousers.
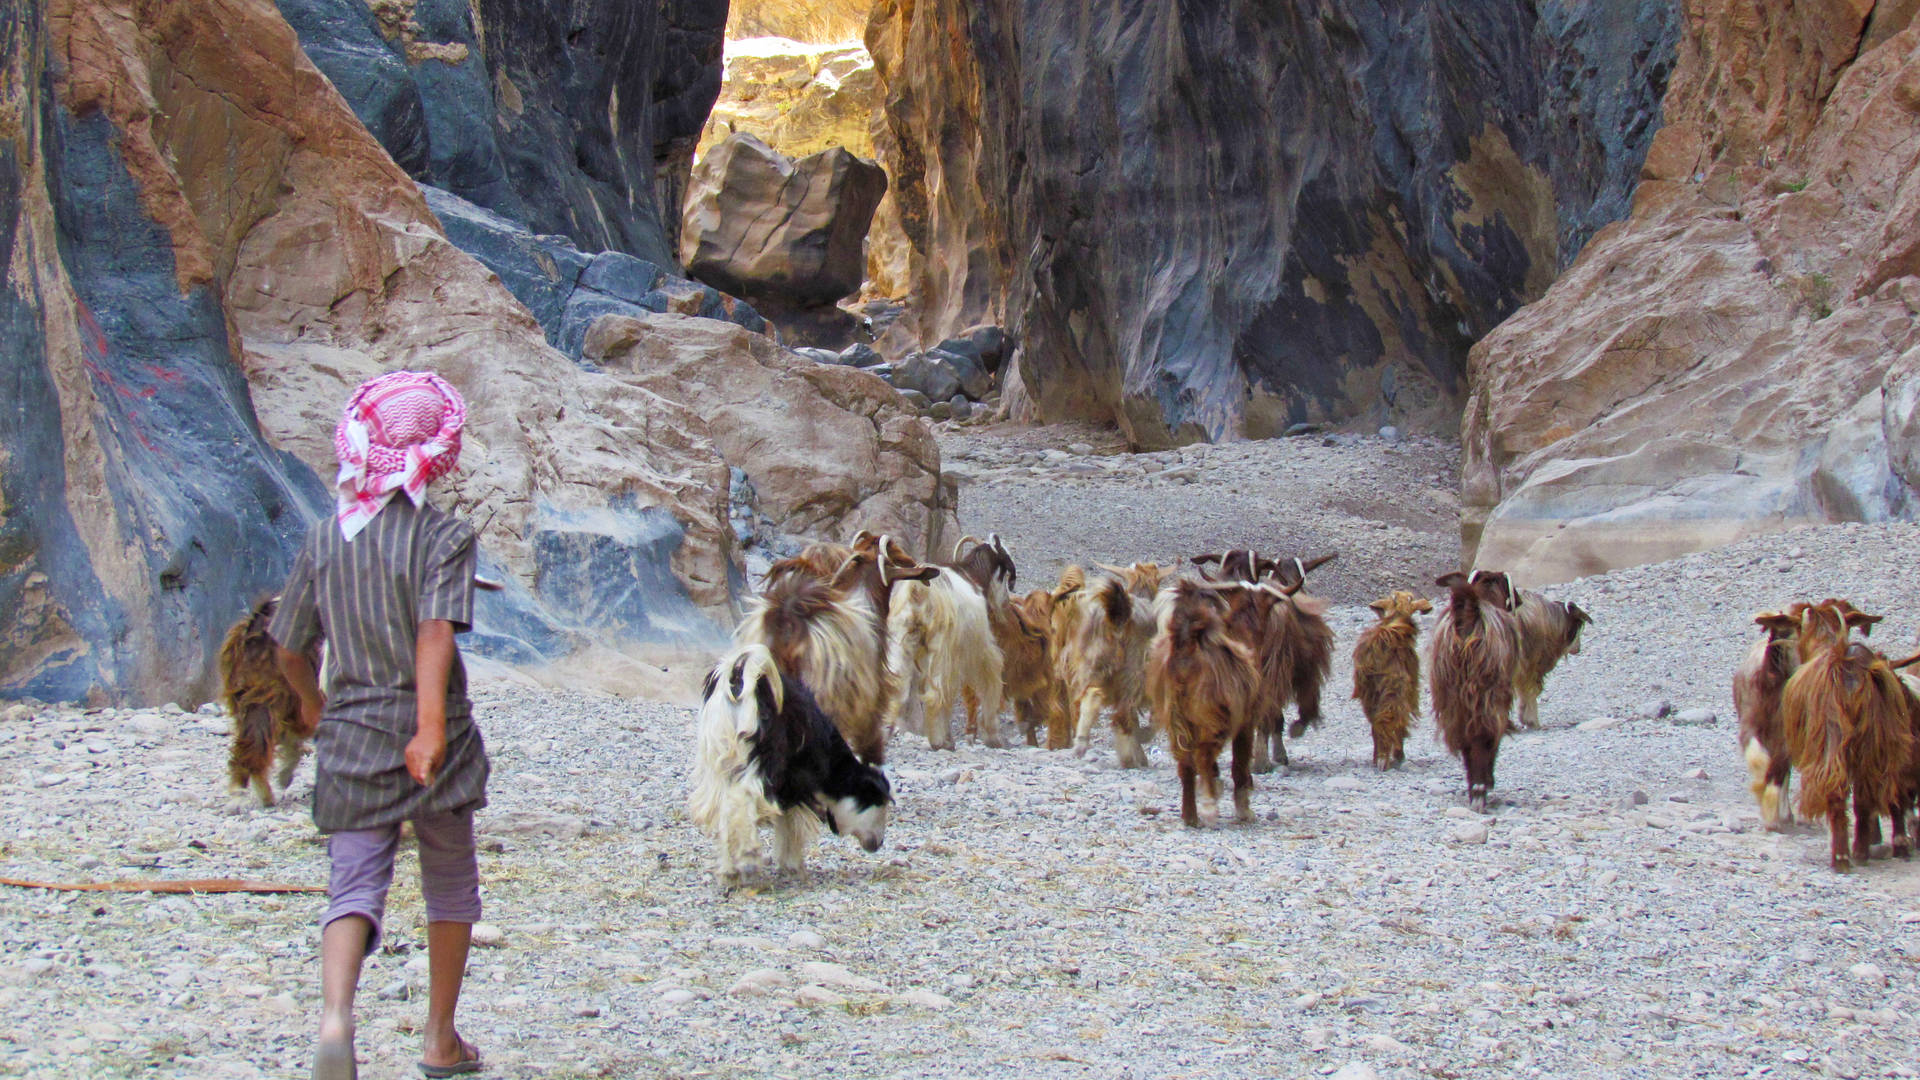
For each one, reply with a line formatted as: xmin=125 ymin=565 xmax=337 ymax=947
xmin=324 ymin=806 xmax=481 ymax=954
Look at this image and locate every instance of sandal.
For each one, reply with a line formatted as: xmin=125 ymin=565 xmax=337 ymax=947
xmin=418 ymin=1037 xmax=482 ymax=1078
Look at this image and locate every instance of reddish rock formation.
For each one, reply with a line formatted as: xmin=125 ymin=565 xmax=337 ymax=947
xmin=1465 ymin=0 xmax=1920 ymax=583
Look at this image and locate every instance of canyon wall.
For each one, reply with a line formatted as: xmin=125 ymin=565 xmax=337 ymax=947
xmin=868 ymin=0 xmax=1680 ymax=447
xmin=1 ymin=0 xmax=949 ymax=705
xmin=1464 ymin=0 xmax=1920 ymax=583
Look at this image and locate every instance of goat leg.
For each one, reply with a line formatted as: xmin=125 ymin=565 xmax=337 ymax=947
xmin=1828 ymin=804 xmax=1852 ymax=872
xmin=1194 ymin=742 xmax=1223 ymax=828
xmin=1230 ymin=726 xmax=1255 ymax=824
xmin=971 ymin=686 xmax=1009 ymax=750
xmin=1071 ymin=689 xmax=1107 ymax=759
xmin=1249 ymin=714 xmax=1275 ymax=774
xmin=1113 ymin=711 xmax=1149 ymax=769
xmin=1177 ymin=757 xmax=1200 ymax=828
xmin=1892 ymin=796 xmax=1911 ymax=859
xmin=1045 ymin=685 xmax=1073 ymax=751
xmin=1853 ymin=787 xmax=1877 ymax=865
xmin=924 ymin=689 xmax=954 ymax=751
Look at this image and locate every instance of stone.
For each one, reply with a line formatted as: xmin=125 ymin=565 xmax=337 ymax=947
xmin=1850 ymin=963 xmax=1887 ymax=986
xmin=1464 ymin=3 xmax=1920 ymax=585
xmin=839 ymin=343 xmax=883 ymax=368
xmin=869 ymin=0 xmax=1676 ymax=445
xmin=796 ymin=961 xmax=888 ymax=994
xmin=949 ymin=397 xmax=973 ymax=421
xmin=1378 ymin=425 xmax=1401 ymax=442
xmin=1451 ymin=822 xmax=1491 ymax=844
xmin=1323 ymin=777 xmax=1365 ymax=792
xmin=1330 ymin=1062 xmax=1380 ymax=1080
xmin=889 ymin=353 xmax=965 ymax=404
xmin=1672 ymin=708 xmax=1717 ymax=726
xmin=787 ymin=930 xmax=827 ymax=950
xmin=377 ymin=978 xmax=409 ymax=1001
xmin=891 ymin=989 xmax=953 ymax=1010
xmin=479 ymin=812 xmax=586 ymax=841
xmin=1620 ymin=789 xmax=1650 ymax=808
xmin=683 ymin=133 xmax=887 ymax=309
xmin=1067 ymin=442 xmax=1095 ymax=456
xmin=1681 ymin=767 xmax=1709 ymax=780
xmin=470 ymin=924 xmax=506 ymax=948
xmin=898 ymin=389 xmax=932 ymax=411
xmin=793 ymin=984 xmax=847 ymax=1007
xmin=659 ymin=988 xmax=698 ymax=1005
xmin=928 ymin=402 xmax=953 ymax=421
xmin=1577 ymin=717 xmax=1627 ymax=732
xmin=1635 ymin=700 xmax=1673 ymax=720
xmin=727 ymin=968 xmax=794 ymax=996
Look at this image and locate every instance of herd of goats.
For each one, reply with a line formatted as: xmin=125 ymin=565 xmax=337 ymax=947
xmin=214 ymin=531 xmax=1920 ymax=886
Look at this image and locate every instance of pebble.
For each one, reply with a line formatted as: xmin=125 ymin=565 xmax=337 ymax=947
xmin=727 ymin=969 xmax=793 ymax=996
xmin=1331 ymin=1062 xmax=1380 ymax=1080
xmin=796 ymin=961 xmax=888 ymax=994
xmin=891 ymin=989 xmax=953 ymax=1011
xmin=794 ymin=984 xmax=846 ymax=1007
xmin=1681 ymin=767 xmax=1708 ymax=780
xmin=787 ymin=930 xmax=827 ymax=950
xmin=22 ymin=959 xmax=53 ymax=977
xmin=1577 ymin=716 xmax=1626 ymax=731
xmin=659 ymin=989 xmax=698 ymax=1005
xmin=1849 ymin=963 xmax=1887 ymax=986
xmin=470 ymin=923 xmax=506 ymax=948
xmin=1635 ymin=700 xmax=1673 ymax=720
xmin=377 ymin=979 xmax=408 ymax=1001
xmin=1620 ymin=789 xmax=1650 ymax=808
xmin=1672 ymin=708 xmax=1717 ymax=726
xmin=1323 ymin=776 xmax=1365 ymax=791
xmin=1450 ymin=822 xmax=1490 ymax=845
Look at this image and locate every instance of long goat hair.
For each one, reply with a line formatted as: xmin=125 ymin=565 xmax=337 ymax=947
xmin=885 ymin=566 xmax=1006 ymax=750
xmin=1353 ymin=590 xmax=1430 ymax=771
xmin=1003 ymin=588 xmax=1071 ymax=747
xmin=1429 ymin=569 xmax=1520 ymax=813
xmin=1778 ymin=601 xmax=1915 ymax=872
xmin=1510 ymin=589 xmax=1591 ymax=730
xmin=1051 ymin=564 xmax=1166 ymax=767
xmin=736 ymin=567 xmax=893 ymax=765
xmin=219 ymin=597 xmax=317 ymax=806
xmin=1147 ymin=580 xmax=1262 ymax=828
xmin=1734 ymin=610 xmax=1801 ymax=830
xmin=688 ymin=645 xmax=892 ymax=884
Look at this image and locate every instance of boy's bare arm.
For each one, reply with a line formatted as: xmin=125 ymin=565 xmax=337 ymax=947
xmin=406 ymin=619 xmax=457 ymax=786
xmin=275 ymin=648 xmax=325 ymax=736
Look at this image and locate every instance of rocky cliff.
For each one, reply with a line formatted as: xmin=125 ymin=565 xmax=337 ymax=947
xmin=869 ymin=0 xmax=1679 ymax=447
xmin=1464 ymin=0 xmax=1920 ymax=583
xmin=1 ymin=0 xmax=950 ymax=706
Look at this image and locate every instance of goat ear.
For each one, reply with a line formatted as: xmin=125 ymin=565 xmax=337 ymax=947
xmin=1890 ymin=649 xmax=1920 ymax=670
xmin=901 ymin=564 xmax=940 ymax=582
xmin=1435 ymin=571 xmax=1469 ymax=589
xmin=1094 ymin=562 xmax=1130 ymax=576
xmin=1368 ymin=599 xmax=1391 ymax=616
xmin=1565 ymin=601 xmax=1591 ymax=626
xmin=1302 ymin=552 xmax=1338 ymax=573
xmin=1412 ymin=597 xmax=1434 ymax=614
xmin=1844 ymin=610 xmax=1884 ymax=635
xmin=1190 ymin=553 xmax=1221 ymax=567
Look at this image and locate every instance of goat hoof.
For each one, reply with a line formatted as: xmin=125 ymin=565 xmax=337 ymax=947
xmin=1071 ymin=742 xmax=1090 ymax=759
xmin=1286 ymin=721 xmax=1310 ymax=740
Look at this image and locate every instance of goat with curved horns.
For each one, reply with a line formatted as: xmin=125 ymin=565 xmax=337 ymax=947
xmin=1191 ymin=549 xmax=1337 ymax=769
xmin=1430 ymin=569 xmax=1521 ymax=813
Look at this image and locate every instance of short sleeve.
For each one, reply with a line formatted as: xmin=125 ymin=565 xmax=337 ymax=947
xmin=267 ymin=543 xmax=322 ymax=653
xmin=419 ymin=521 xmax=477 ymax=632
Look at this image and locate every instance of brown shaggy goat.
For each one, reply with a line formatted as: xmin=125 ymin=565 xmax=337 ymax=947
xmin=1735 ymin=610 xmax=1802 ymax=831
xmin=1003 ymin=587 xmax=1071 ymax=748
xmin=1778 ymin=600 xmax=1915 ymax=872
xmin=1429 ymin=569 xmax=1521 ymax=813
xmin=1891 ymin=655 xmax=1920 ymax=859
xmin=737 ymin=541 xmax=937 ymax=764
xmin=219 ymin=597 xmax=319 ymax=806
xmin=1147 ymin=580 xmax=1263 ymax=827
xmin=1353 ymin=590 xmax=1431 ymax=770
xmin=1190 ymin=549 xmax=1336 ymax=768
xmin=1509 ymin=590 xmax=1591 ymax=731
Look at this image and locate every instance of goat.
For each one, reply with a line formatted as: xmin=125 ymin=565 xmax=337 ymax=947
xmin=688 ymin=645 xmax=892 ymax=884
xmin=1890 ymin=651 xmax=1920 ymax=859
xmin=1353 ymin=590 xmax=1431 ymax=771
xmin=1778 ymin=600 xmax=1915 ymax=872
xmin=1430 ymin=569 xmax=1521 ymax=813
xmin=946 ymin=534 xmax=1017 ymax=603
xmin=1194 ymin=550 xmax=1336 ymax=768
xmin=1509 ymin=590 xmax=1591 ymax=731
xmin=219 ymin=597 xmax=318 ymax=806
xmin=1734 ymin=610 xmax=1802 ymax=830
xmin=885 ymin=563 xmax=1006 ymax=751
xmin=1050 ymin=563 xmax=1173 ymax=767
xmin=1147 ymin=580 xmax=1266 ymax=827
xmin=1003 ymin=588 xmax=1072 ymax=747
xmin=735 ymin=540 xmax=937 ymax=765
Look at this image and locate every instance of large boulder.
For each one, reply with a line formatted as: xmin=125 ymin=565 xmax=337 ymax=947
xmin=1463 ymin=1 xmax=1920 ymax=583
xmin=274 ymin=0 xmax=726 ymax=265
xmin=682 ymin=132 xmax=889 ymax=310
xmin=867 ymin=0 xmax=1680 ymax=446
xmin=0 ymin=0 xmax=947 ymax=705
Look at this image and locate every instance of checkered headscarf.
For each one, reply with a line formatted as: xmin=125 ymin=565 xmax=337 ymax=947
xmin=333 ymin=370 xmax=466 ymax=541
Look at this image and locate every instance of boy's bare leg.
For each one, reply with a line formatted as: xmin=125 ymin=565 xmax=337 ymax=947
xmin=315 ymin=916 xmax=370 ymax=1080
xmin=421 ymin=920 xmax=476 ymax=1068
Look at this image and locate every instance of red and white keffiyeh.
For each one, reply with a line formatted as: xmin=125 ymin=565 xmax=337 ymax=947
xmin=333 ymin=370 xmax=466 ymax=541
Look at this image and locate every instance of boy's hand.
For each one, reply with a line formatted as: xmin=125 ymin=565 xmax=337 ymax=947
xmin=405 ymin=729 xmax=447 ymax=787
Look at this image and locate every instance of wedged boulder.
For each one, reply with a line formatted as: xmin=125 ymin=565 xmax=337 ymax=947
xmin=888 ymin=352 xmax=963 ymax=404
xmin=580 ymin=313 xmax=955 ymax=547
xmin=1462 ymin=1 xmax=1920 ymax=583
xmin=682 ymin=133 xmax=888 ymax=309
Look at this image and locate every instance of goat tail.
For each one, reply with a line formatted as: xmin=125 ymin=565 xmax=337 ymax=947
xmin=227 ymin=703 xmax=273 ymax=793
xmin=1096 ymin=576 xmax=1133 ymax=626
xmin=1851 ymin=660 xmax=1917 ymax=812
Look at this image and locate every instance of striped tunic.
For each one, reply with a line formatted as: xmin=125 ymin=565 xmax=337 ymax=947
xmin=268 ymin=500 xmax=490 ymax=832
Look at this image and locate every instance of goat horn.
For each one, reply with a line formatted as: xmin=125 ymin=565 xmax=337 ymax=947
xmin=952 ymin=534 xmax=981 ymax=561
xmin=1094 ymin=562 xmax=1131 ymax=575
xmin=878 ymin=534 xmax=895 ymax=587
xmin=990 ymin=532 xmax=1007 ymax=557
xmin=1891 ymin=649 xmax=1920 ymax=670
xmin=1301 ymin=552 xmax=1338 ymax=572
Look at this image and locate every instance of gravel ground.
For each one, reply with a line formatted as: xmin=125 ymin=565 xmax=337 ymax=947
xmin=4 ymin=442 xmax=1920 ymax=1079
xmin=941 ymin=422 xmax=1461 ymax=605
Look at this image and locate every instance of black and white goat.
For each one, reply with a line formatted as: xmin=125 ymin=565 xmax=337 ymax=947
xmin=688 ymin=645 xmax=893 ymax=884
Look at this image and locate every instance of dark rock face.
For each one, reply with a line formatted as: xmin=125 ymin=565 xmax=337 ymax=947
xmin=869 ymin=0 xmax=1678 ymax=446
xmin=276 ymin=0 xmax=727 ymax=265
xmin=421 ymin=185 xmax=765 ymax=359
xmin=2 ymin=6 xmax=328 ymax=703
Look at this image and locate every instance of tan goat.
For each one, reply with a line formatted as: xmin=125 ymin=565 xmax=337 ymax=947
xmin=1735 ymin=609 xmax=1802 ymax=830
xmin=1352 ymin=590 xmax=1430 ymax=770
xmin=1509 ymin=589 xmax=1591 ymax=730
